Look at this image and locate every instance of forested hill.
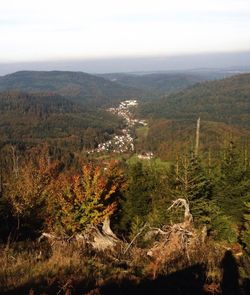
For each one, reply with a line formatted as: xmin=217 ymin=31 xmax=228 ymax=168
xmin=0 ymin=71 xmax=142 ymax=106
xmin=0 ymin=91 xmax=77 ymax=115
xmin=138 ymin=73 xmax=250 ymax=128
xmin=98 ymin=71 xmax=234 ymax=96
xmin=0 ymin=91 xmax=123 ymax=146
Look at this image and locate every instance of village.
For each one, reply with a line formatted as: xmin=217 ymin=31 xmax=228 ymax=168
xmin=89 ymin=99 xmax=153 ymax=158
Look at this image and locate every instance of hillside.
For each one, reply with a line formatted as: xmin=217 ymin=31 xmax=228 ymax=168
xmin=0 ymin=73 xmax=249 ymax=159
xmin=0 ymin=91 xmax=123 ymax=147
xmin=99 ymin=70 xmax=234 ymax=96
xmin=135 ymin=74 xmax=250 ymax=159
xmin=0 ymin=71 xmax=142 ymax=106
xmin=135 ymin=119 xmax=250 ymax=159
xmin=138 ymin=74 xmax=250 ymax=128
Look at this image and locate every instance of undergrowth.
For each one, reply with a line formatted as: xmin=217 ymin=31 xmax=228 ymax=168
xmin=0 ymin=240 xmax=230 ymax=294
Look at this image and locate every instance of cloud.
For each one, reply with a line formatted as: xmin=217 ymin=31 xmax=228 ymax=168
xmin=0 ymin=0 xmax=250 ymax=62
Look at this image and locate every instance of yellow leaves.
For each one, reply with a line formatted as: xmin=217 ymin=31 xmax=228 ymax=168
xmin=5 ymin=145 xmax=126 ymax=235
xmin=6 ymin=153 xmax=62 ymax=219
xmin=46 ymin=160 xmax=126 ymax=234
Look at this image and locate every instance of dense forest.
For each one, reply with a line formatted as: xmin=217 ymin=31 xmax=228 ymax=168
xmin=99 ymin=70 xmax=234 ymax=96
xmin=136 ymin=74 xmax=250 ymax=159
xmin=0 ymin=142 xmax=249 ymax=294
xmin=135 ymin=119 xmax=250 ymax=160
xmin=0 ymin=71 xmax=143 ymax=106
xmin=0 ymin=71 xmax=249 ymax=294
xmin=138 ymin=74 xmax=250 ymax=127
xmin=0 ymin=91 xmax=124 ymax=149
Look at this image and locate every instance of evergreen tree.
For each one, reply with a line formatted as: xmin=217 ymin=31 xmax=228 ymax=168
xmin=167 ymin=153 xmax=214 ymax=227
xmin=210 ymin=205 xmax=238 ymax=243
xmin=241 ymin=201 xmax=250 ymax=252
xmin=215 ymin=142 xmax=250 ymax=224
xmin=118 ymin=162 xmax=156 ymax=233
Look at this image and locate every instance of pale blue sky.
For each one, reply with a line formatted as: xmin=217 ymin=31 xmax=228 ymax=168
xmin=0 ymin=0 xmax=250 ymax=63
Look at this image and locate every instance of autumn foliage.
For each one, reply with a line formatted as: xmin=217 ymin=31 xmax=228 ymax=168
xmin=5 ymin=153 xmax=62 ymax=234
xmin=46 ymin=160 xmax=125 ymax=235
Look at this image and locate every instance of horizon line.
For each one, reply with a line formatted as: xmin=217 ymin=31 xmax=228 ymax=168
xmin=1 ymin=49 xmax=250 ymax=65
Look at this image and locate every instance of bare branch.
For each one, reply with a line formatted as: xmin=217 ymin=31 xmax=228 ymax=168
xmin=123 ymin=223 xmax=148 ymax=254
xmin=168 ymin=198 xmax=193 ymax=225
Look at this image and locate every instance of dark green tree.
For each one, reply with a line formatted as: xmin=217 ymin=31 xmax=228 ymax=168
xmin=167 ymin=153 xmax=214 ymax=227
xmin=215 ymin=142 xmax=250 ymax=224
xmin=241 ymin=201 xmax=250 ymax=252
xmin=118 ymin=162 xmax=156 ymax=234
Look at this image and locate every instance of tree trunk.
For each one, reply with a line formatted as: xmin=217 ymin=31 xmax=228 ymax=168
xmin=195 ymin=118 xmax=200 ymax=156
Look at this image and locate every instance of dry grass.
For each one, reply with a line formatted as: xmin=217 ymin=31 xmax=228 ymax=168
xmin=0 ymin=242 xmax=96 ymax=293
xmin=0 ymin=239 xmax=229 ymax=294
xmin=0 ymin=241 xmax=142 ymax=294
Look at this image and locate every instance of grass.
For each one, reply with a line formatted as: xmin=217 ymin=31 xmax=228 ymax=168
xmin=0 ymin=242 xmax=95 ymax=293
xmin=126 ymin=154 xmax=172 ymax=171
xmin=0 ymin=241 xmax=146 ymax=294
xmin=0 ymin=237 xmax=248 ymax=294
xmin=135 ymin=126 xmax=149 ymax=139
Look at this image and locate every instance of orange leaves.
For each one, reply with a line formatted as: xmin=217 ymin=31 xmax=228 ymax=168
xmin=46 ymin=160 xmax=126 ymax=235
xmin=5 ymin=145 xmax=126 ymax=236
xmin=6 ymin=153 xmax=62 ymax=218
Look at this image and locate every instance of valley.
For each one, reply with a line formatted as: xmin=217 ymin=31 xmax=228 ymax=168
xmin=0 ymin=70 xmax=249 ymax=295
xmin=91 ymin=99 xmax=153 ymax=158
xmin=1 ymin=2 xmax=250 ymax=294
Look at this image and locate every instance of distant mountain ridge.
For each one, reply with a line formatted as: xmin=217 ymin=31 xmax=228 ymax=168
xmin=0 ymin=71 xmax=142 ymax=106
xmin=139 ymin=73 xmax=250 ymax=128
xmin=98 ymin=71 xmax=235 ymax=95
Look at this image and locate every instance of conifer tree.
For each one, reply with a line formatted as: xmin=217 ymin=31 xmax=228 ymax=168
xmin=215 ymin=142 xmax=250 ymax=223
xmin=241 ymin=201 xmax=250 ymax=252
xmin=167 ymin=153 xmax=214 ymax=227
xmin=119 ymin=162 xmax=156 ymax=233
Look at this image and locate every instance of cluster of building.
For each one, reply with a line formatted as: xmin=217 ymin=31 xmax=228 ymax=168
xmin=95 ymin=100 xmax=138 ymax=153
xmin=108 ymin=100 xmax=147 ymax=126
xmin=108 ymin=99 xmax=139 ymax=127
xmin=89 ymin=99 xmax=152 ymax=156
xmin=96 ymin=133 xmax=134 ymax=153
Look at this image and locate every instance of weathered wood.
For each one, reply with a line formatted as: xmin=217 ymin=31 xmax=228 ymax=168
xmin=168 ymin=198 xmax=193 ymax=226
xmin=102 ymin=217 xmax=119 ymax=240
xmin=39 ymin=217 xmax=122 ymax=252
xmin=123 ymin=223 xmax=148 ymax=254
xmin=195 ymin=117 xmax=200 ymax=156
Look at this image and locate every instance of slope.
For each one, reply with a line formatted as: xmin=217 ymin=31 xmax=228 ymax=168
xmin=135 ymin=119 xmax=250 ymax=160
xmin=0 ymin=71 xmax=142 ymax=106
xmin=0 ymin=91 xmax=123 ymax=148
xmin=99 ymin=70 xmax=235 ymax=96
xmin=138 ymin=74 xmax=250 ymax=128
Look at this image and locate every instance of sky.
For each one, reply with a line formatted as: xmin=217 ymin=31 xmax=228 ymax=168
xmin=1 ymin=0 xmax=250 ymax=64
